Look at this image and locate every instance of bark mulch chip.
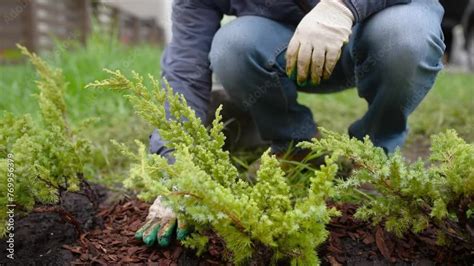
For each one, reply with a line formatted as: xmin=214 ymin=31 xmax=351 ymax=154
xmin=68 ymin=198 xmax=228 ymax=265
xmin=72 ymin=199 xmax=474 ymax=265
xmin=1 ymin=186 xmax=472 ymax=265
xmin=320 ymin=203 xmax=474 ymax=265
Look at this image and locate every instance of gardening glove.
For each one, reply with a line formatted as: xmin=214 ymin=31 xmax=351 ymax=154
xmin=135 ymin=196 xmax=190 ymax=247
xmin=286 ymin=0 xmax=354 ymax=86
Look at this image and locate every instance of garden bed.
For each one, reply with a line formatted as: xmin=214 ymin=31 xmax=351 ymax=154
xmin=2 ymin=38 xmax=473 ymax=266
xmin=1 ymin=185 xmax=472 ymax=265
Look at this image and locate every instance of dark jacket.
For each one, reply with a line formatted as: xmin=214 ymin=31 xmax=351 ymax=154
xmin=161 ymin=0 xmax=412 ymax=121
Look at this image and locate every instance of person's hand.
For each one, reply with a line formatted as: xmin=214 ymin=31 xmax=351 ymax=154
xmin=135 ymin=196 xmax=190 ymax=247
xmin=286 ymin=0 xmax=354 ymax=86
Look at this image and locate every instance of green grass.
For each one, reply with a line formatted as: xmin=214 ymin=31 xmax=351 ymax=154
xmin=1 ymin=34 xmax=161 ymax=121
xmin=0 ymin=33 xmax=161 ymax=184
xmin=1 ymin=33 xmax=473 ymax=179
xmin=299 ymin=71 xmax=474 ymax=158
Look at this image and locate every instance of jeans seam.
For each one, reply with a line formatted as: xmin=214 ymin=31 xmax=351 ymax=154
xmin=263 ymin=43 xmax=290 ymax=114
xmin=272 ymin=72 xmax=289 ymax=114
xmin=351 ymin=26 xmax=364 ymax=85
xmin=266 ymin=43 xmax=288 ymax=71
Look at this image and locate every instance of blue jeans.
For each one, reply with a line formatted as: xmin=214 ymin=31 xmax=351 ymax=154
xmin=208 ymin=0 xmax=445 ymax=153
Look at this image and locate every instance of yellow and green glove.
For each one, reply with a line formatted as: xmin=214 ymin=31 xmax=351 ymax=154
xmin=135 ymin=196 xmax=190 ymax=247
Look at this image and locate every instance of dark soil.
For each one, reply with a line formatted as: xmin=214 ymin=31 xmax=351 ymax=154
xmin=0 ymin=185 xmax=107 ymax=265
xmin=1 ymin=186 xmax=473 ymax=265
xmin=402 ymin=136 xmax=432 ymax=163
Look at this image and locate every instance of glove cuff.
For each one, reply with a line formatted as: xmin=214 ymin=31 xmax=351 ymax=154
xmin=319 ymin=0 xmax=355 ymax=25
xmin=146 ymin=196 xmax=175 ymax=220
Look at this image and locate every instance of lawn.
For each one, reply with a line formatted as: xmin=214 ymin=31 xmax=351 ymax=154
xmin=1 ymin=35 xmax=160 ymax=184
xmin=299 ymin=71 xmax=474 ymax=160
xmin=1 ymin=35 xmax=473 ymax=177
xmin=300 ymin=72 xmax=474 ymax=140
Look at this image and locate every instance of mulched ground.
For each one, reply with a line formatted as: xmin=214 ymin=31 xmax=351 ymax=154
xmin=69 ymin=200 xmax=473 ymax=265
xmin=321 ymin=204 xmax=473 ymax=265
xmin=1 ymin=186 xmax=473 ymax=265
xmin=65 ymin=198 xmax=228 ymax=265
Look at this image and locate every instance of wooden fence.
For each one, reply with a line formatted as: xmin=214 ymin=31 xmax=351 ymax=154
xmin=0 ymin=0 xmax=164 ymax=62
xmin=93 ymin=3 xmax=164 ymax=46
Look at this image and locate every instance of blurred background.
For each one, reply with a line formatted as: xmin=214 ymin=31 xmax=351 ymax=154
xmin=0 ymin=0 xmax=473 ymax=184
xmin=441 ymin=0 xmax=474 ymax=71
xmin=1 ymin=0 xmax=474 ymax=70
xmin=0 ymin=0 xmax=171 ymax=61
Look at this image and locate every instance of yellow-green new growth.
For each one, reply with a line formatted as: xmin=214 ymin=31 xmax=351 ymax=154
xmin=0 ymin=47 xmax=93 ymax=236
xmin=300 ymin=128 xmax=474 ymax=246
xmin=17 ymin=45 xmax=69 ymax=133
xmin=88 ymin=71 xmax=339 ymax=265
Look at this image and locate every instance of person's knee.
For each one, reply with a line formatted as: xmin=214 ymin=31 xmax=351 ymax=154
xmin=390 ymin=32 xmax=443 ymax=73
xmin=209 ymin=17 xmax=263 ymax=82
xmin=360 ymin=4 xmax=445 ymax=74
xmin=209 ymin=16 xmax=292 ymax=84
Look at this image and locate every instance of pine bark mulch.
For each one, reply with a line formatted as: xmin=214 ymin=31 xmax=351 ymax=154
xmin=67 ymin=199 xmax=474 ymax=265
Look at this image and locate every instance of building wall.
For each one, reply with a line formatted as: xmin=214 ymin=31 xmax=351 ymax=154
xmin=101 ymin=0 xmax=172 ymax=43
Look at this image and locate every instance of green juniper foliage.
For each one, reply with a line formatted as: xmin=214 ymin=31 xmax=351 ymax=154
xmin=87 ymin=70 xmax=340 ymax=265
xmin=0 ymin=46 xmax=92 ymax=236
xmin=300 ymin=128 xmax=474 ymax=246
